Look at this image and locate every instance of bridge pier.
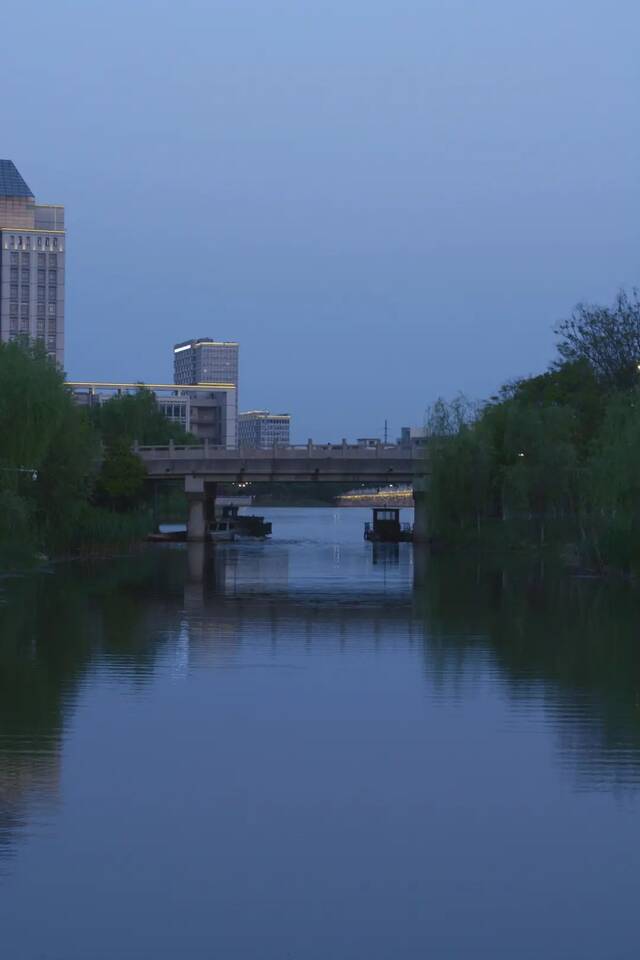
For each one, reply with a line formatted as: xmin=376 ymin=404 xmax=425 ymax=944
xmin=413 ymin=475 xmax=430 ymax=544
xmin=185 ymin=476 xmax=217 ymax=541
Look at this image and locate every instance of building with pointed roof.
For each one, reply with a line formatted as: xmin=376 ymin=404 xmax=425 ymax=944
xmin=0 ymin=160 xmax=65 ymax=366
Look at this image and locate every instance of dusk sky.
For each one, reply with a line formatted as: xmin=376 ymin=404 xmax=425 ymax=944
xmin=3 ymin=0 xmax=639 ymax=440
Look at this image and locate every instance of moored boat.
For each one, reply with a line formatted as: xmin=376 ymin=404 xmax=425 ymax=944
xmin=218 ymin=504 xmax=272 ymax=538
xmin=364 ymin=508 xmax=413 ymax=543
xmin=208 ymin=519 xmax=236 ymax=542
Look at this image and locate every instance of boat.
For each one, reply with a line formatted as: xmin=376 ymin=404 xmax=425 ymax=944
xmin=364 ymin=507 xmax=413 ymax=543
xmin=207 ymin=519 xmax=236 ymax=542
xmin=218 ymin=504 xmax=272 ymax=538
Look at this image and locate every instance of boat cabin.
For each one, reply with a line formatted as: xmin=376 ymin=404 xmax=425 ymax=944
xmin=364 ymin=508 xmax=413 ymax=543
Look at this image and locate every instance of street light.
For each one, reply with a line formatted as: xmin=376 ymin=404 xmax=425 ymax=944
xmin=0 ymin=466 xmax=38 ymax=480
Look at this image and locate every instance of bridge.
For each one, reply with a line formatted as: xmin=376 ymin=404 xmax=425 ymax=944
xmin=136 ymin=441 xmax=430 ymax=541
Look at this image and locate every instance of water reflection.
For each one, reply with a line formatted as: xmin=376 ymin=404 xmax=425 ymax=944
xmin=416 ymin=556 xmax=640 ymax=791
xmin=1 ymin=523 xmax=640 ymax=877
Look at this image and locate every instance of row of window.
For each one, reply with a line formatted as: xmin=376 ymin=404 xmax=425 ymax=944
xmin=9 ymin=301 xmax=56 ymax=317
xmin=9 ymin=318 xmax=56 ymax=328
xmin=6 ymin=235 xmax=60 ymax=251
xmin=9 ymin=269 xmax=58 ymax=282
xmin=9 ymin=303 xmax=56 ymax=318
xmin=9 ymin=252 xmax=58 ymax=267
xmin=9 ymin=285 xmax=58 ymax=302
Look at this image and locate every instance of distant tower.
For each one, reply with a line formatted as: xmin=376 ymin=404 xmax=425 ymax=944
xmin=0 ymin=160 xmax=66 ymax=367
xmin=173 ymin=337 xmax=239 ymax=387
xmin=172 ymin=337 xmax=239 ymax=448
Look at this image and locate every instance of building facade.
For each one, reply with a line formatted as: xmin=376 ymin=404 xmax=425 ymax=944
xmin=69 ymin=382 xmax=238 ymax=448
xmin=238 ymin=410 xmax=290 ymax=448
xmin=173 ymin=337 xmax=239 ymax=446
xmin=173 ymin=338 xmax=239 ymax=387
xmin=0 ymin=160 xmax=65 ymax=367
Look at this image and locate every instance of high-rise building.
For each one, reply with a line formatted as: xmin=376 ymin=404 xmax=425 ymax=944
xmin=173 ymin=338 xmax=239 ymax=387
xmin=238 ymin=410 xmax=290 ymax=448
xmin=172 ymin=337 xmax=239 ymax=447
xmin=0 ymin=160 xmax=65 ymax=367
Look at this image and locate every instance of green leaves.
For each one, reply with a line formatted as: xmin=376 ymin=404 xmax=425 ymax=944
xmin=94 ymin=388 xmax=192 ymax=447
xmin=93 ymin=442 xmax=147 ymax=512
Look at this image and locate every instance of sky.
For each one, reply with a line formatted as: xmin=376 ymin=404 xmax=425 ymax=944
xmin=2 ymin=0 xmax=639 ymax=441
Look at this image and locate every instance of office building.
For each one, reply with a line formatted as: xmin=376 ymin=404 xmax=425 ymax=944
xmin=173 ymin=337 xmax=239 ymax=446
xmin=173 ymin=338 xmax=239 ymax=387
xmin=238 ymin=410 xmax=290 ymax=448
xmin=0 ymin=160 xmax=65 ymax=367
xmin=69 ymin=382 xmax=237 ymax=448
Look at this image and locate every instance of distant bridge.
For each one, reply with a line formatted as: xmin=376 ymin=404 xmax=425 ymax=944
xmin=137 ymin=441 xmax=421 ymax=483
xmin=136 ymin=442 xmax=430 ymax=542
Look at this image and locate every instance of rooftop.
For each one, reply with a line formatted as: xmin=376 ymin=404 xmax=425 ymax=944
xmin=174 ymin=338 xmax=239 ymax=352
xmin=0 ymin=160 xmax=34 ymax=198
xmin=66 ymin=381 xmax=236 ymax=392
xmin=240 ymin=410 xmax=290 ymax=419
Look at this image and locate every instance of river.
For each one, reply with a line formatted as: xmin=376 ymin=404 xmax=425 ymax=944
xmin=1 ymin=507 xmax=639 ymax=958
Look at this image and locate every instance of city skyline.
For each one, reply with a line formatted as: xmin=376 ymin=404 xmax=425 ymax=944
xmin=3 ymin=2 xmax=639 ymax=441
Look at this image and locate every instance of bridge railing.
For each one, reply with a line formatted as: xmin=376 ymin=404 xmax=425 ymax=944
xmin=135 ymin=441 xmax=417 ymax=460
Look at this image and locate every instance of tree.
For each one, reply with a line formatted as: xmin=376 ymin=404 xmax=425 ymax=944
xmin=93 ymin=441 xmax=147 ymax=512
xmin=0 ymin=340 xmax=98 ymax=548
xmin=555 ymin=290 xmax=640 ymax=390
xmin=94 ymin=388 xmax=193 ymax=447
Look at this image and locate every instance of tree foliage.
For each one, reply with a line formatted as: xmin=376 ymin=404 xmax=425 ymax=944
xmin=426 ymin=309 xmax=640 ymax=571
xmin=555 ymin=290 xmax=640 ymax=391
xmin=92 ymin=388 xmax=192 ymax=447
xmin=93 ymin=441 xmax=148 ymax=512
xmin=0 ymin=345 xmax=192 ymax=557
xmin=0 ymin=340 xmax=99 ymax=550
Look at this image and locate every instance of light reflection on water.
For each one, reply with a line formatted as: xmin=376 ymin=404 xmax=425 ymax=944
xmin=1 ymin=507 xmax=640 ymax=959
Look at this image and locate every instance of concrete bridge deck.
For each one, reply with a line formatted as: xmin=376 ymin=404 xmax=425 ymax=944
xmin=137 ymin=442 xmax=424 ymax=484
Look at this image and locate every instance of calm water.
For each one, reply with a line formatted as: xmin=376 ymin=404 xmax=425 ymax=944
xmin=1 ymin=508 xmax=640 ymax=959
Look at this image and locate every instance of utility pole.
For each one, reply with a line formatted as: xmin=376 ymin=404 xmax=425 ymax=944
xmin=384 ymin=419 xmax=388 ymax=445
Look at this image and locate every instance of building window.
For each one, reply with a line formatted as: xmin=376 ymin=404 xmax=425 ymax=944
xmin=38 ymin=253 xmax=45 ymax=267
xmin=21 ymin=269 xmax=30 ymax=282
xmin=48 ymin=270 xmax=57 ymax=283
xmin=48 ymin=287 xmax=56 ymax=302
xmin=25 ymin=237 xmax=31 ymax=250
xmin=21 ymin=284 xmax=29 ymax=300
xmin=48 ymin=304 xmax=56 ymax=316
xmin=17 ymin=237 xmax=23 ymax=249
xmin=38 ymin=269 xmax=45 ymax=282
xmin=10 ymin=267 xmax=18 ymax=281
xmin=49 ymin=253 xmax=57 ymax=267
xmin=9 ymin=303 xmax=18 ymax=318
xmin=20 ymin=304 xmax=29 ymax=319
xmin=37 ymin=286 xmax=45 ymax=303
xmin=53 ymin=238 xmax=58 ymax=249
xmin=37 ymin=237 xmax=42 ymax=248
xmin=37 ymin=304 xmax=45 ymax=318
xmin=44 ymin=238 xmax=50 ymax=248
xmin=10 ymin=252 xmax=18 ymax=265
